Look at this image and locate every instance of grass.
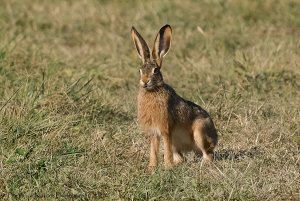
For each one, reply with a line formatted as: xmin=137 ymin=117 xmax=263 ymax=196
xmin=0 ymin=0 xmax=299 ymax=200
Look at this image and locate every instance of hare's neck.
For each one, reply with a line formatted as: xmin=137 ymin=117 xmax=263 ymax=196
xmin=138 ymin=85 xmax=166 ymax=101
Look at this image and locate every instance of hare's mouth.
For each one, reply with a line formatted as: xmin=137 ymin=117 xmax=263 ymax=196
xmin=140 ymin=80 xmax=163 ymax=90
xmin=144 ymin=84 xmax=155 ymax=90
xmin=140 ymin=80 xmax=154 ymax=90
xmin=143 ymin=81 xmax=164 ymax=90
xmin=141 ymin=83 xmax=157 ymax=90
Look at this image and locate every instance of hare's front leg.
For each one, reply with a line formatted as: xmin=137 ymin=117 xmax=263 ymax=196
xmin=148 ymin=134 xmax=160 ymax=168
xmin=162 ymin=133 xmax=174 ymax=168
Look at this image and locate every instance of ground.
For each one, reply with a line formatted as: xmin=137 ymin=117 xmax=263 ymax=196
xmin=0 ymin=0 xmax=300 ymax=200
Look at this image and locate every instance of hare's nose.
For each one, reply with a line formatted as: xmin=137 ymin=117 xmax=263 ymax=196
xmin=140 ymin=79 xmax=150 ymax=87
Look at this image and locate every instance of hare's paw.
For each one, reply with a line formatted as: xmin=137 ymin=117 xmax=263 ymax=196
xmin=173 ymin=152 xmax=184 ymax=165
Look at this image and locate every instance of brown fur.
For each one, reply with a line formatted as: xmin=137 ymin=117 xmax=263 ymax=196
xmin=131 ymin=25 xmax=218 ymax=169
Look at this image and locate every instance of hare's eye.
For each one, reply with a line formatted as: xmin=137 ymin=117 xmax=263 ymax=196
xmin=153 ymin=67 xmax=160 ymax=74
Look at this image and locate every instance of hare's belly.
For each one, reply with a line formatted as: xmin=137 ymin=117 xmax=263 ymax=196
xmin=171 ymin=126 xmax=194 ymax=152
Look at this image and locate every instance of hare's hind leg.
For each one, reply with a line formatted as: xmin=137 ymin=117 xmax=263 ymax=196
xmin=148 ymin=134 xmax=160 ymax=168
xmin=192 ymin=120 xmax=215 ymax=162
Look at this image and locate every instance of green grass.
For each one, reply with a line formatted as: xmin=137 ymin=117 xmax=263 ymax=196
xmin=0 ymin=0 xmax=300 ymax=200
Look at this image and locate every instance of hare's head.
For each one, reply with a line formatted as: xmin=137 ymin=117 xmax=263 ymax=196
xmin=131 ymin=25 xmax=172 ymax=90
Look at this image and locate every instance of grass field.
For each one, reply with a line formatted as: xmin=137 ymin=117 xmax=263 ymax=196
xmin=0 ymin=0 xmax=300 ymax=200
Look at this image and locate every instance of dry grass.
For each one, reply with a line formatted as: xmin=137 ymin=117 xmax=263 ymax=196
xmin=0 ymin=0 xmax=300 ymax=200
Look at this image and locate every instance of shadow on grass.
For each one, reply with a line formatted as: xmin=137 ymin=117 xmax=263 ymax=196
xmin=215 ymin=147 xmax=261 ymax=161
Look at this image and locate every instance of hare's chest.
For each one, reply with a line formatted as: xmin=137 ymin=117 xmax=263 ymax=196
xmin=137 ymin=92 xmax=169 ymax=130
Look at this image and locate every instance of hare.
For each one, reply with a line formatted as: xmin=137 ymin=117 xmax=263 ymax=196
xmin=131 ymin=25 xmax=218 ymax=169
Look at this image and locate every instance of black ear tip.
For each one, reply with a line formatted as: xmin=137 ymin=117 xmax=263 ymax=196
xmin=161 ymin=24 xmax=172 ymax=32
xmin=131 ymin=26 xmax=136 ymax=32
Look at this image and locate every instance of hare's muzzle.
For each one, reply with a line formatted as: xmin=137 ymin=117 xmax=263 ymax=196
xmin=140 ymin=79 xmax=149 ymax=88
xmin=140 ymin=79 xmax=155 ymax=90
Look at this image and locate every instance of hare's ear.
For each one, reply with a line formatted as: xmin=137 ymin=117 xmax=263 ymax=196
xmin=152 ymin=24 xmax=172 ymax=67
xmin=131 ymin=26 xmax=151 ymax=64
